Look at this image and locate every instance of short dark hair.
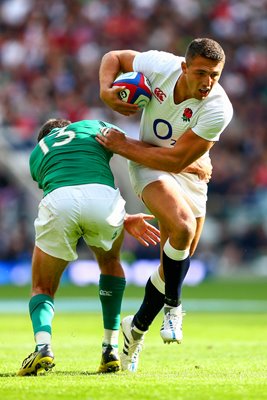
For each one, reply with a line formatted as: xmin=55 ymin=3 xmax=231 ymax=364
xmin=185 ymin=38 xmax=225 ymax=65
xmin=37 ymin=118 xmax=71 ymax=142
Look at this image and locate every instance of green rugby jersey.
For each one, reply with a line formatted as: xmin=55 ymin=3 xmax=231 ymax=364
xmin=30 ymin=120 xmax=124 ymax=196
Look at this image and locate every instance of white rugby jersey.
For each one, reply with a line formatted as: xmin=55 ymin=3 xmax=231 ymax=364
xmin=133 ymin=50 xmax=233 ymax=150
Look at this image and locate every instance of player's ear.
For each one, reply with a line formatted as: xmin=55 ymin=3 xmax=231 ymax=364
xmin=181 ymin=61 xmax=187 ymax=74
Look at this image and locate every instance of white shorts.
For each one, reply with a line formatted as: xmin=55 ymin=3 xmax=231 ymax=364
xmin=128 ymin=161 xmax=208 ymax=218
xmin=34 ymin=184 xmax=126 ymax=261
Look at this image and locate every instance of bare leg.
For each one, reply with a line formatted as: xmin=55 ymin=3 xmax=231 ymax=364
xmin=31 ymin=245 xmax=68 ymax=297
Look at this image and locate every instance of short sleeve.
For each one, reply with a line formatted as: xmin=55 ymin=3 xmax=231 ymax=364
xmin=192 ymin=96 xmax=233 ymax=141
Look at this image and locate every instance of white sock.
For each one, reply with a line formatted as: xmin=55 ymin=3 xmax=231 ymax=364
xmin=103 ymin=329 xmax=119 ymax=347
xmin=35 ymin=331 xmax=51 ymax=350
xmin=150 ymin=267 xmax=165 ymax=294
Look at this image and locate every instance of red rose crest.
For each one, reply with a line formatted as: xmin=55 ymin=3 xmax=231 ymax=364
xmin=182 ymin=108 xmax=193 ymax=122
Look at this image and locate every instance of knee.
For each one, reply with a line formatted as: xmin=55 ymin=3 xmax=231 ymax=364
xmin=182 ymin=217 xmax=196 ymax=238
xmin=98 ymin=255 xmax=123 ymax=276
xmin=170 ymin=216 xmax=196 ymax=246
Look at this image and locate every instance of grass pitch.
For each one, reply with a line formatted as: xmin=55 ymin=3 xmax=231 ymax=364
xmin=0 ymin=310 xmax=267 ymax=400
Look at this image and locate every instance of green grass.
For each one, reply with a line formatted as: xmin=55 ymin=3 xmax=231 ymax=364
xmin=0 ymin=278 xmax=266 ymax=399
xmin=0 ymin=312 xmax=267 ymax=400
xmin=1 ymin=276 xmax=267 ymax=300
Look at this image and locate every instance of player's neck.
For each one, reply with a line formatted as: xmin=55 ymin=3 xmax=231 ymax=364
xmin=174 ymin=74 xmax=189 ymax=104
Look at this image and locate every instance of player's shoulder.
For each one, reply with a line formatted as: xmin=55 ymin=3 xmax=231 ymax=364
xmin=66 ymin=119 xmax=102 ymax=133
xmin=68 ymin=119 xmax=126 ymax=135
xmin=134 ymin=50 xmax=183 ymax=74
xmin=206 ymin=83 xmax=233 ymax=110
xmin=67 ymin=120 xmax=91 ymax=130
xmin=135 ymin=50 xmax=182 ymax=63
xmin=199 ymin=83 xmax=233 ymax=126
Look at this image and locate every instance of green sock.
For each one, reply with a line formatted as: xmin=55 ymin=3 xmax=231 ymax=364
xmin=99 ymin=274 xmax=126 ymax=330
xmin=29 ymin=294 xmax=54 ymax=336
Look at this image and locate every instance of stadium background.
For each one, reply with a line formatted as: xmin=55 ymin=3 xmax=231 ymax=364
xmin=0 ymin=0 xmax=267 ymax=288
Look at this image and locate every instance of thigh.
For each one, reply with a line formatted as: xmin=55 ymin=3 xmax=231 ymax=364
xmin=129 ymin=162 xmax=207 ymax=218
xmin=82 ymin=187 xmax=126 ymax=251
xmin=35 ymin=191 xmax=81 ymax=261
xmin=142 ymin=178 xmax=196 ymax=233
xmin=31 ymin=246 xmax=68 ymax=297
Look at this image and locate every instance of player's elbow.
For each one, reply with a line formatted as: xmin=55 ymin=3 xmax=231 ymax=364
xmin=166 ymin=159 xmax=188 ymax=174
xmin=172 ymin=166 xmax=184 ymax=174
xmin=166 ymin=159 xmax=184 ymax=174
xmin=100 ymin=51 xmax=119 ymax=68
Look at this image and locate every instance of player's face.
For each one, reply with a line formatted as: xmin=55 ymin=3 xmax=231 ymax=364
xmin=182 ymin=56 xmax=224 ymax=100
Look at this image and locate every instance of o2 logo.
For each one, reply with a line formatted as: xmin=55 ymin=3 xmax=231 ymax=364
xmin=153 ymin=119 xmax=176 ymax=146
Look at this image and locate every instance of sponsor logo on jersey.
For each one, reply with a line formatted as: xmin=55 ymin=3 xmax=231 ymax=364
xmin=153 ymin=87 xmax=166 ymax=103
xmin=99 ymin=290 xmax=112 ymax=296
xmin=182 ymin=108 xmax=193 ymax=122
xmin=112 ymin=231 xmax=118 ymax=239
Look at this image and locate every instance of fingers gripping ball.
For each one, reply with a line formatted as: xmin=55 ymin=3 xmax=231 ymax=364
xmin=112 ymin=72 xmax=152 ymax=108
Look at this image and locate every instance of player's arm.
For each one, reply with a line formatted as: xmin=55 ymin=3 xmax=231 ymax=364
xmin=96 ymin=127 xmax=215 ymax=174
xmin=99 ymin=50 xmax=140 ymax=116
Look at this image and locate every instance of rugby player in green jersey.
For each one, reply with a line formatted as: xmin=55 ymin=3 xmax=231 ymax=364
xmin=17 ymin=118 xmax=160 ymax=376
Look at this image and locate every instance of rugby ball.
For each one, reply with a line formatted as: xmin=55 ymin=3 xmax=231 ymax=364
xmin=112 ymin=72 xmax=152 ymax=108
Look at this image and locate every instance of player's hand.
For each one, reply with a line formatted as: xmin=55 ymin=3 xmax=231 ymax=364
xmin=124 ymin=213 xmax=160 ymax=247
xmin=100 ymin=86 xmax=139 ymax=116
xmin=183 ymin=157 xmax=213 ymax=182
xmin=195 ymin=157 xmax=213 ymax=182
xmin=96 ymin=127 xmax=127 ymax=153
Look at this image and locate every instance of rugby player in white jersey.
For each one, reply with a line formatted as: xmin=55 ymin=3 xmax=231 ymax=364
xmin=97 ymin=38 xmax=233 ymax=372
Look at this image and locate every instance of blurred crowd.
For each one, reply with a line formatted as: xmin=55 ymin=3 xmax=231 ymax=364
xmin=0 ymin=0 xmax=267 ymax=275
